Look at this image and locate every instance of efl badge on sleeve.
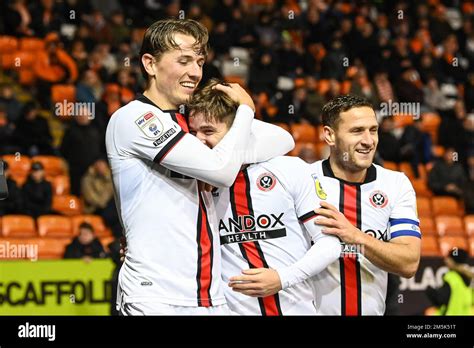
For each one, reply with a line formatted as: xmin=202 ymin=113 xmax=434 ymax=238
xmin=135 ymin=112 xmax=164 ymax=139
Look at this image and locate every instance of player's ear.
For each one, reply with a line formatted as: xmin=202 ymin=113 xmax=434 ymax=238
xmin=323 ymin=125 xmax=336 ymax=146
xmin=142 ymin=53 xmax=157 ymax=78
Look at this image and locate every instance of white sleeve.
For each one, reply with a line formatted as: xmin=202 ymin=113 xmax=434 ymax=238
xmin=388 ymin=174 xmax=421 ymax=240
xmin=276 ymin=235 xmax=341 ymax=289
xmin=161 ymin=105 xmax=254 ymax=187
xmin=262 ymin=157 xmax=341 ymax=289
xmin=242 ymin=120 xmax=295 ymax=164
xmin=116 ymin=105 xmax=254 ymax=187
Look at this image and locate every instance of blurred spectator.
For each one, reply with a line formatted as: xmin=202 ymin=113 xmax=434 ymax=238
xmin=350 ymin=68 xmax=380 ymax=107
xmin=76 ymin=69 xmax=103 ymax=104
xmin=70 ymin=40 xmax=89 ymax=73
xmin=201 ymin=48 xmax=223 ymax=87
xmin=34 ymin=32 xmax=78 ymax=108
xmin=109 ymin=10 xmax=130 ymax=47
xmin=423 ymin=76 xmax=450 ymax=111
xmin=209 ymin=21 xmax=231 ymax=57
xmin=64 ymin=222 xmax=106 ymax=260
xmin=465 ymin=153 xmax=474 ymax=215
xmin=0 ymin=83 xmax=23 ymax=124
xmin=373 ymin=70 xmax=396 ymax=104
xmin=320 ymin=40 xmax=347 ymax=81
xmin=464 ymin=73 xmax=474 ymax=113
xmin=60 ymin=111 xmax=102 ymax=196
xmin=377 ymin=116 xmax=400 ymax=163
xmin=438 ymin=100 xmax=469 ymax=165
xmin=81 ymin=158 xmax=121 ymax=237
xmin=304 ymin=76 xmax=325 ymax=125
xmin=13 ymin=101 xmax=54 ymax=156
xmin=275 ymin=86 xmax=315 ymax=124
xmin=395 ymin=67 xmax=424 ymax=104
xmin=22 ymin=161 xmax=52 ymax=218
xmin=399 ymin=119 xmax=433 ymax=177
xmin=426 ymin=248 xmax=473 ymax=315
xmin=0 ymin=105 xmax=19 ymax=155
xmin=428 ymin=147 xmax=467 ymax=198
xmin=248 ymin=51 xmax=278 ymax=95
xmin=228 ymin=6 xmax=256 ymax=49
xmin=84 ymin=10 xmax=112 ymax=43
xmin=3 ymin=0 xmax=33 ymax=37
xmin=0 ymin=161 xmax=22 ymax=215
xmin=30 ymin=0 xmax=62 ymax=37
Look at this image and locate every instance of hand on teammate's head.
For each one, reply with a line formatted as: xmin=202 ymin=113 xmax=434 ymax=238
xmin=213 ymin=83 xmax=255 ymax=112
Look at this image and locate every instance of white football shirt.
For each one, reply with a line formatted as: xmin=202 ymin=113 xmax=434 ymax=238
xmin=214 ymin=156 xmax=332 ymax=315
xmin=309 ymin=159 xmax=420 ymax=315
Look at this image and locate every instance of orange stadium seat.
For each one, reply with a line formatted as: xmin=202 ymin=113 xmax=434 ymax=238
xmin=438 ymin=236 xmax=468 ymax=256
xmin=19 ymin=37 xmax=45 ymax=52
xmin=291 ymin=124 xmax=317 ymax=143
xmin=51 ymin=84 xmax=76 ymax=104
xmin=419 ymin=216 xmax=437 ymax=236
xmin=421 ymin=236 xmax=440 ymax=256
xmin=1 ymin=215 xmax=36 ymax=238
xmin=420 ymin=112 xmax=441 ymax=144
xmin=431 ymin=196 xmax=463 ymax=216
xmin=224 ymin=75 xmax=246 ymax=88
xmin=52 ymin=195 xmax=82 ymax=216
xmin=2 ymin=154 xmax=31 ymax=178
xmin=35 ymin=238 xmax=71 ymax=259
xmin=412 ymin=178 xmax=433 ymax=197
xmin=398 ymin=162 xmax=427 ymax=180
xmin=465 ymin=215 xmax=474 ymax=237
xmin=416 ymin=197 xmax=432 ymax=217
xmin=382 ymin=161 xmax=398 ymax=171
xmin=71 ymin=215 xmax=109 ymax=237
xmin=32 ymin=155 xmax=66 ymax=177
xmin=435 ymin=215 xmax=465 ymax=237
xmin=393 ymin=114 xmax=415 ymax=128
xmin=0 ymin=36 xmax=19 ymax=53
xmin=48 ymin=175 xmax=70 ymax=195
xmin=37 ymin=215 xmax=73 ymax=238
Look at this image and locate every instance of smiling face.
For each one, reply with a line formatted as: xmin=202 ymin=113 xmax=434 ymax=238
xmin=328 ymin=106 xmax=378 ymax=173
xmin=188 ymin=112 xmax=229 ymax=149
xmin=150 ymin=33 xmax=205 ymax=109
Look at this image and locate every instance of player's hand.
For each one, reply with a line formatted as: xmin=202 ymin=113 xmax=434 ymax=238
xmin=314 ymin=201 xmax=363 ymax=245
xmin=119 ymin=236 xmax=127 ymax=263
xmin=228 ymin=268 xmax=282 ymax=297
xmin=198 ymin=180 xmax=215 ymax=192
xmin=213 ymin=83 xmax=255 ymax=112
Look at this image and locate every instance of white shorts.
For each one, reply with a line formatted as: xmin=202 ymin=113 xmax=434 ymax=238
xmin=119 ymin=301 xmax=232 ymax=316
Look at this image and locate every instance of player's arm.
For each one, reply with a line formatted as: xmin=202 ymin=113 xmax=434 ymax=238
xmin=243 ymin=120 xmax=295 ymax=164
xmin=119 ymin=84 xmax=254 ymax=187
xmin=315 ymin=175 xmax=421 ymax=278
xmin=229 ymin=158 xmax=340 ymax=297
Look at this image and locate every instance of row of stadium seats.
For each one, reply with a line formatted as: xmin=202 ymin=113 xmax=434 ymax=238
xmin=0 ymin=215 xmax=112 ymax=238
xmin=2 ymin=154 xmax=67 ymax=177
xmin=416 ymin=196 xmax=465 ymax=217
xmin=422 ymin=235 xmax=474 ymax=257
xmin=420 ymin=215 xmax=474 ymax=237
